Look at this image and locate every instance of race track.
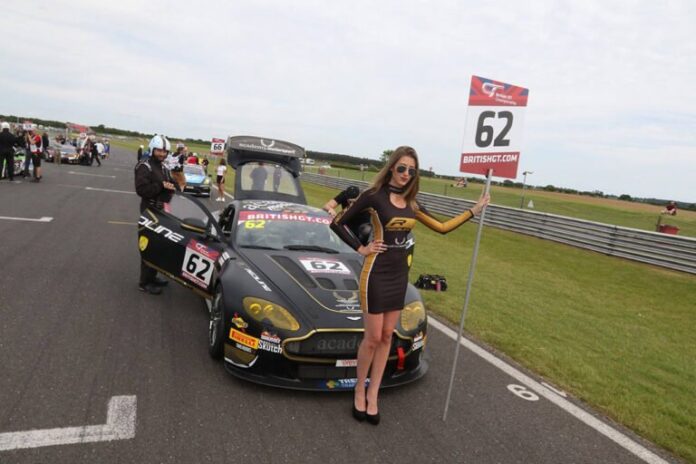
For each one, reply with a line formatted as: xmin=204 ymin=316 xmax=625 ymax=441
xmin=0 ymin=146 xmax=679 ymax=463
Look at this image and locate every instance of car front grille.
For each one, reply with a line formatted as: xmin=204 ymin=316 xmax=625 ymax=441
xmin=285 ymin=332 xmax=363 ymax=358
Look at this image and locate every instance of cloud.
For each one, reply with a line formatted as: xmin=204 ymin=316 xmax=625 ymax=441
xmin=1 ymin=0 xmax=694 ymax=201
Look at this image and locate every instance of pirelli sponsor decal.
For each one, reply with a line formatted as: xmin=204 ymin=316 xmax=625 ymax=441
xmin=229 ymin=328 xmax=259 ymax=349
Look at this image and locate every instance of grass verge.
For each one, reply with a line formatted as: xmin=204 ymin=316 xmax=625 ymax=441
xmin=302 ymin=181 xmax=696 ymax=463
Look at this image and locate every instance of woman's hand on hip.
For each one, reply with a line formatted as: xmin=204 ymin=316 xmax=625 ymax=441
xmin=358 ymin=240 xmax=386 ymax=256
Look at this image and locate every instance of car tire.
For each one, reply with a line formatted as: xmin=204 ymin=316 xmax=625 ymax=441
xmin=208 ymin=285 xmax=225 ymax=359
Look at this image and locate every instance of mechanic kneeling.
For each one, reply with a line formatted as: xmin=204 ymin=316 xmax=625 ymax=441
xmin=135 ymin=134 xmax=178 ymax=295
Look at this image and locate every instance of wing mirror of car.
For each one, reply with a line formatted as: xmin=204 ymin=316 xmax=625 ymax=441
xmin=181 ymin=217 xmax=208 ymax=233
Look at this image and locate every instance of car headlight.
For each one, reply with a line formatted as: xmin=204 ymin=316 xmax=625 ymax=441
xmin=400 ymin=301 xmax=426 ymax=332
xmin=203 ymin=177 xmax=210 ymax=185
xmin=243 ymin=297 xmax=300 ymax=331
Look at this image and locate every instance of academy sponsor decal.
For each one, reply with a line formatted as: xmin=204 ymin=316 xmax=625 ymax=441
xmin=238 ymin=141 xmax=296 ymax=155
xmin=138 ymin=216 xmax=184 ymax=243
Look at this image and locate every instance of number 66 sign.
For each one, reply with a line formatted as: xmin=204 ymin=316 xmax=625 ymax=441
xmin=460 ymin=76 xmax=529 ymax=179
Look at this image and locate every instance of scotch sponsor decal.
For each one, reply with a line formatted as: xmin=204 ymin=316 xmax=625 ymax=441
xmin=229 ymin=328 xmax=259 ymax=349
xmin=258 ymin=339 xmax=282 ymax=354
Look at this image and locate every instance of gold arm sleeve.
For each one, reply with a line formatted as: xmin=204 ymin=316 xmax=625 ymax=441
xmin=415 ymin=208 xmax=474 ymax=234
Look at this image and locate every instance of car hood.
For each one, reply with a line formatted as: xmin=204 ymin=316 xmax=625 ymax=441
xmin=239 ymin=248 xmax=365 ymax=327
xmin=185 ymin=174 xmax=207 ymax=184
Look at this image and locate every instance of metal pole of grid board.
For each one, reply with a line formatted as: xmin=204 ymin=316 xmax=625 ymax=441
xmin=443 ymin=168 xmax=492 ymax=421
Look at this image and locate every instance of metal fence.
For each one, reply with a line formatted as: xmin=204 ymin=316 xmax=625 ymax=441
xmin=300 ymin=172 xmax=696 ymax=275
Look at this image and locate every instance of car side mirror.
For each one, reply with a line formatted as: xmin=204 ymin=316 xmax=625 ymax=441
xmin=181 ymin=217 xmax=207 ymax=233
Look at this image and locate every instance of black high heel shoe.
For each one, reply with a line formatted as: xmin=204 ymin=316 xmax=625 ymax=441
xmin=352 ymin=404 xmax=366 ymax=422
xmin=365 ymin=400 xmax=380 ymax=425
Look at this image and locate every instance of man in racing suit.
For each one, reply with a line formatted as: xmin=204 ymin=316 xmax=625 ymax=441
xmin=135 ymin=134 xmax=177 ymax=295
xmin=0 ymin=122 xmax=17 ymax=181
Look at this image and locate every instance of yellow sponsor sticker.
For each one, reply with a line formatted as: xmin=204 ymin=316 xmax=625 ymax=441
xmin=229 ymin=328 xmax=259 ymax=349
xmin=138 ymin=235 xmax=149 ymax=251
xmin=407 ymin=253 xmax=413 ymax=267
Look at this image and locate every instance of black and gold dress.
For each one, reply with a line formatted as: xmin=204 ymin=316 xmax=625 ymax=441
xmin=331 ymin=185 xmax=475 ymax=314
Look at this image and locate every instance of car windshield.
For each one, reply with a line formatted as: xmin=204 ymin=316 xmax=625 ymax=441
xmin=184 ymin=165 xmax=205 ymax=176
xmin=235 ymin=210 xmax=353 ymax=252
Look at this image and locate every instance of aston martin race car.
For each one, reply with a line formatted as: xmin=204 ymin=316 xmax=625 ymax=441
xmin=182 ymin=164 xmax=212 ymax=196
xmin=45 ymin=143 xmax=81 ymax=164
xmin=138 ymin=136 xmax=428 ymax=390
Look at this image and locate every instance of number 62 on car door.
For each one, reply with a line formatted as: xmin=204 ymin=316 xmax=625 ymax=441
xmin=182 ymin=239 xmax=220 ymax=288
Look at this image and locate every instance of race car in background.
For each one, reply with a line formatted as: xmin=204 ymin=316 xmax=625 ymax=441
xmin=45 ymin=143 xmax=81 ymax=164
xmin=137 ymin=136 xmax=428 ymax=390
xmin=182 ymin=164 xmax=212 ymax=197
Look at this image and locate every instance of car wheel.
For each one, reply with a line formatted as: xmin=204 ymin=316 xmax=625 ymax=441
xmin=208 ymin=285 xmax=225 ymax=359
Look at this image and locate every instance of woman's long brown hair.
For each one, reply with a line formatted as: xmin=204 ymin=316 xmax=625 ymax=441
xmin=370 ymin=146 xmax=420 ymax=209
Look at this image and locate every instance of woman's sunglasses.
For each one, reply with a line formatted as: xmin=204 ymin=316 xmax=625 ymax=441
xmin=396 ymin=165 xmax=417 ymax=177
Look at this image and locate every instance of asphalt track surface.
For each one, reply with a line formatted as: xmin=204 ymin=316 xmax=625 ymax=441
xmin=0 ymin=147 xmax=680 ymax=463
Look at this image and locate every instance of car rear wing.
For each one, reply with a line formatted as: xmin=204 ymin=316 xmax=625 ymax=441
xmin=226 ymin=136 xmax=304 ymax=177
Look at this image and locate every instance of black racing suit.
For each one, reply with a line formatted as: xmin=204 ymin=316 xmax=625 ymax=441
xmin=0 ymin=130 xmax=17 ymax=180
xmin=135 ymin=157 xmax=175 ymax=285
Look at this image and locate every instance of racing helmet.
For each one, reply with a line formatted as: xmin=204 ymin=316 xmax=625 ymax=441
xmin=345 ymin=185 xmax=360 ymax=200
xmin=149 ymin=134 xmax=171 ymax=152
xmin=0 ymin=122 xmax=9 ymax=130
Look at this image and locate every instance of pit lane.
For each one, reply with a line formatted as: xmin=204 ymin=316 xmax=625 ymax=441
xmin=0 ymin=146 xmax=678 ymax=463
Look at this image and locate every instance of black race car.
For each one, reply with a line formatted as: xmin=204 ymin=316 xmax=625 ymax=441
xmin=138 ymin=136 xmax=428 ymax=390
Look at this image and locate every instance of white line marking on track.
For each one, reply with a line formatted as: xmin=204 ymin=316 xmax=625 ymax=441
xmin=541 ymin=381 xmax=568 ymax=397
xmin=0 ymin=395 xmax=136 ymax=452
xmin=68 ymin=171 xmax=116 ymax=178
xmin=0 ymin=215 xmax=53 ymax=223
xmin=85 ymin=187 xmax=135 ymax=195
xmin=428 ymin=317 xmax=670 ymax=464
xmin=108 ymin=221 xmax=137 ymax=226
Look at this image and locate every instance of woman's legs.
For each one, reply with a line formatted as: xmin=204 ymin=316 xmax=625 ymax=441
xmin=365 ymin=309 xmax=400 ymax=414
xmin=218 ymin=181 xmax=225 ymax=201
xmin=354 ymin=312 xmax=384 ymax=411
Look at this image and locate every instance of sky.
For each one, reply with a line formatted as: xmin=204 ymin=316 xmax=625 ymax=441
xmin=1 ymin=0 xmax=694 ymax=202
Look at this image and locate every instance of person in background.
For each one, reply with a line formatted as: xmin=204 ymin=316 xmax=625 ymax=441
xmin=250 ymin=162 xmax=268 ymax=191
xmin=662 ymin=201 xmax=678 ymax=216
xmin=324 ymin=185 xmax=372 ymax=246
xmin=134 ymin=134 xmax=176 ymax=295
xmin=170 ymin=143 xmax=186 ymax=190
xmin=272 ymin=164 xmax=283 ymax=192
xmin=42 ymin=131 xmax=49 ymax=159
xmin=216 ymin=158 xmax=228 ymax=202
xmin=137 ymin=144 xmax=144 ymax=161
xmin=25 ymin=126 xmax=43 ymax=181
xmin=90 ymin=138 xmax=101 ymax=166
xmin=0 ymin=122 xmax=17 ymax=181
xmin=103 ymin=139 xmax=110 ymax=159
xmin=187 ymin=152 xmax=199 ymax=165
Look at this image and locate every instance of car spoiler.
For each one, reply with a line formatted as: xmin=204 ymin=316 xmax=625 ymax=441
xmin=226 ymin=135 xmax=304 ymax=177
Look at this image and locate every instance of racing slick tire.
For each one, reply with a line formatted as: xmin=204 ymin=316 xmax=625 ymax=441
xmin=208 ymin=285 xmax=225 ymax=359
